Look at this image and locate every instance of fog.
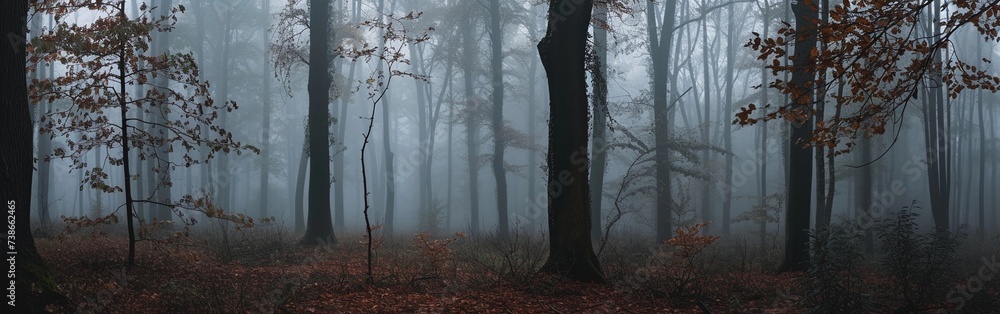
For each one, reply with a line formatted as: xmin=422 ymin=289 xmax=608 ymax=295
xmin=11 ymin=0 xmax=1000 ymax=311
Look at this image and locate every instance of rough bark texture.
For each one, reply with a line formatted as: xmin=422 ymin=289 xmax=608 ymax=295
xmin=779 ymin=0 xmax=817 ymax=273
xmin=537 ymin=0 xmax=605 ymax=283
xmin=300 ymin=0 xmax=335 ymax=245
xmin=1 ymin=1 xmax=66 ymax=311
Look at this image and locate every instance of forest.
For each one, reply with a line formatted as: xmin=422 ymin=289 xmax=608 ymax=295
xmin=1 ymin=0 xmax=999 ymax=312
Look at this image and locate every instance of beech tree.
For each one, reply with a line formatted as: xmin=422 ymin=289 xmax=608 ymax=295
xmin=300 ymin=0 xmax=335 ymax=245
xmin=29 ymin=0 xmax=256 ymax=265
xmin=538 ymin=0 xmax=605 ymax=283
xmin=1 ymin=0 xmax=66 ymax=311
xmin=741 ymin=0 xmax=1000 ymax=269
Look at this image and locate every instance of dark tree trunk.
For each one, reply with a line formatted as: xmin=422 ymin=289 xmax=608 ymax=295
xmin=300 ymin=0 xmax=335 ymax=245
xmin=859 ymin=137 xmax=874 ymax=254
xmin=537 ymin=0 xmax=605 ymax=283
xmin=589 ymin=3 xmax=609 ymax=243
xmin=489 ymin=0 xmax=509 ymax=237
xmin=1 ymin=1 xmax=66 ymax=311
xmin=923 ymin=0 xmax=950 ymax=233
xmin=779 ymin=0 xmax=817 ymax=273
xmin=648 ymin=0 xmax=677 ymax=243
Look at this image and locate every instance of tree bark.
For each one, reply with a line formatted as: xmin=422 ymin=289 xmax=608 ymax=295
xmin=537 ymin=0 xmax=605 ymax=283
xmin=779 ymin=0 xmax=817 ymax=273
xmin=489 ymin=0 xmax=509 ymax=237
xmin=1 ymin=1 xmax=66 ymax=311
xmin=648 ymin=0 xmax=677 ymax=243
xmin=300 ymin=0 xmax=335 ymax=245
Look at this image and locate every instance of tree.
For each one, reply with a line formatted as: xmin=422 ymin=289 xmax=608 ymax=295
xmin=647 ymin=0 xmax=677 ymax=242
xmin=460 ymin=5 xmax=482 ymax=234
xmin=537 ymin=0 xmax=605 ymax=283
xmin=300 ymin=0 xmax=335 ymax=245
xmin=259 ymin=0 xmax=273 ymax=218
xmin=1 ymin=0 xmax=66 ymax=311
xmin=778 ymin=0 xmax=818 ymax=273
xmin=489 ymin=0 xmax=509 ymax=237
xmin=743 ymin=0 xmax=1000 ymax=234
xmin=31 ymin=0 xmax=254 ymax=265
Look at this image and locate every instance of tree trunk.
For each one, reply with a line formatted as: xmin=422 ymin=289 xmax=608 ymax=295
xmin=379 ymin=0 xmax=397 ymax=235
xmin=721 ymin=3 xmax=737 ymax=237
xmin=335 ymin=0 xmax=361 ymax=230
xmin=462 ymin=10 xmax=480 ymax=234
xmin=407 ymin=34 xmax=432 ymax=231
xmin=489 ymin=0 xmax=509 ymax=237
xmin=977 ymin=89 xmax=985 ymax=239
xmin=589 ymin=3 xmax=609 ymax=242
xmin=648 ymin=0 xmax=677 ymax=243
xmin=215 ymin=6 xmax=233 ymax=212
xmin=924 ymin=0 xmax=951 ymax=233
xmin=300 ymin=0 xmax=335 ymax=245
xmin=537 ymin=0 xmax=605 ymax=283
xmin=699 ymin=11 xmax=713 ymax=234
xmin=259 ymin=0 xmax=272 ymax=218
xmin=858 ymin=136 xmax=874 ymax=254
xmin=779 ymin=0 xmax=817 ymax=273
xmin=2 ymin=1 xmax=66 ymax=310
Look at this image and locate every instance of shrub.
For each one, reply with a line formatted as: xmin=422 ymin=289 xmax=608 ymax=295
xmin=874 ymin=203 xmax=965 ymax=312
xmin=632 ymin=222 xmax=719 ymax=298
xmin=454 ymin=226 xmax=547 ymax=286
xmin=804 ymin=222 xmax=874 ymax=313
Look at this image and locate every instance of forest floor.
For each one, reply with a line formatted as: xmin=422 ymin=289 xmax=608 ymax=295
xmin=31 ymin=223 xmax=1000 ymax=313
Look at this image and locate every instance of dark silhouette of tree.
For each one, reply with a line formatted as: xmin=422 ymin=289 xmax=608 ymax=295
xmin=0 ymin=1 xmax=66 ymax=311
xmin=778 ymin=0 xmax=818 ymax=273
xmin=489 ymin=0 xmax=509 ymax=237
xmin=537 ymin=0 xmax=605 ymax=283
xmin=646 ymin=0 xmax=677 ymax=242
xmin=300 ymin=0 xmax=335 ymax=245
